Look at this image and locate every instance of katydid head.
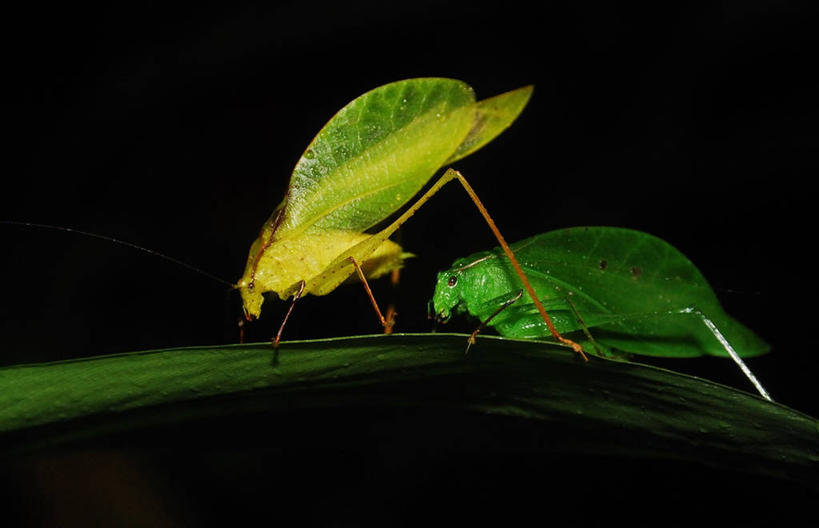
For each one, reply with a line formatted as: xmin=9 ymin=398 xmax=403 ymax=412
xmin=237 ymin=277 xmax=264 ymax=321
xmin=432 ymin=252 xmax=499 ymax=324
xmin=236 ymin=228 xmax=274 ymax=321
xmin=431 ymin=268 xmax=464 ymax=324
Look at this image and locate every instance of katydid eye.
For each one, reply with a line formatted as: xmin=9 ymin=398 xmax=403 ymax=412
xmin=248 ymin=281 xmax=255 ymax=290
xmin=447 ymin=276 xmax=458 ymax=287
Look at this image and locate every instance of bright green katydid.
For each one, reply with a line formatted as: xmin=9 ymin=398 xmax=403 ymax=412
xmin=236 ymin=78 xmax=584 ymax=355
xmin=431 ymin=227 xmax=773 ymax=400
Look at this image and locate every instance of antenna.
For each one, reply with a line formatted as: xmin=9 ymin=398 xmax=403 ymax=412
xmin=2 ymin=221 xmax=235 ymax=289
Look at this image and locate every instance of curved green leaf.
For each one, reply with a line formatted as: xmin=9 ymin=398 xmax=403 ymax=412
xmin=0 ymin=334 xmax=814 ymax=489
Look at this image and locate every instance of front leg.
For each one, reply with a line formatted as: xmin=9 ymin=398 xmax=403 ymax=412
xmin=466 ymin=290 xmax=524 ymax=353
xmin=273 ymin=280 xmax=306 ymax=349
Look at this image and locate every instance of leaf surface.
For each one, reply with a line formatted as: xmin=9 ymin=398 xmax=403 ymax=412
xmin=0 ymin=334 xmax=814 ymax=489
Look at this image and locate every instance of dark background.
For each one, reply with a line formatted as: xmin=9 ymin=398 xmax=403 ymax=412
xmin=2 ymin=1 xmax=817 ymax=524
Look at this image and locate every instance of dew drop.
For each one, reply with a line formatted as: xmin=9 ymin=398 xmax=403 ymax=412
xmin=304 ymin=149 xmax=316 ymax=159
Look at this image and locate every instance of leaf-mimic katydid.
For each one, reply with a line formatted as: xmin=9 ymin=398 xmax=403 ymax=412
xmin=4 ymin=78 xmax=585 ymax=356
xmin=430 ymin=227 xmax=772 ymax=400
xmin=235 ymin=77 xmax=585 ymax=356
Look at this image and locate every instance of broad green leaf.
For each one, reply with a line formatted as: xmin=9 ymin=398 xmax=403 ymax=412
xmin=0 ymin=334 xmax=815 ymax=490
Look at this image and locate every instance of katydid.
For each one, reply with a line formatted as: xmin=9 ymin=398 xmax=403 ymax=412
xmin=235 ymin=78 xmax=584 ymax=356
xmin=430 ymin=227 xmax=773 ymax=401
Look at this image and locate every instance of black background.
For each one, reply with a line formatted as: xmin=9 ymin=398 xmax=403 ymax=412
xmin=2 ymin=1 xmax=817 ymax=525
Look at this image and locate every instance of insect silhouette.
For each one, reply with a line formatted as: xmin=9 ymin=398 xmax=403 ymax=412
xmin=430 ymin=227 xmax=772 ymax=400
xmin=235 ymin=77 xmax=585 ymax=356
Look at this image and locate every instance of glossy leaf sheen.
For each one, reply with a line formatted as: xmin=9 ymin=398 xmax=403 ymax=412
xmin=0 ymin=334 xmax=814 ymax=488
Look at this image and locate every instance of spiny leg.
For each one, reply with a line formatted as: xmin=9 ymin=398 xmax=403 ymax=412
xmin=466 ymin=290 xmax=523 ymax=354
xmin=349 ymin=256 xmax=395 ymax=332
xmin=273 ymin=280 xmax=306 ymax=349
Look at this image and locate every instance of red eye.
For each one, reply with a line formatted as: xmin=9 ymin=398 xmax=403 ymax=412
xmin=447 ymin=276 xmax=457 ymax=287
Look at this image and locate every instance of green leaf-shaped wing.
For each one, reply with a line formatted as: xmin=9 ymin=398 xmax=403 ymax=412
xmin=275 ymin=78 xmax=532 ymax=238
xmin=445 ymin=84 xmax=533 ymax=164
xmin=454 ymin=227 xmax=770 ymax=358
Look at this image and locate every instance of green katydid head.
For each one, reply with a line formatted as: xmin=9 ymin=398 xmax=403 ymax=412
xmin=433 ymin=251 xmax=514 ymax=325
xmin=432 ymin=254 xmax=493 ymax=323
xmin=431 ymin=268 xmax=463 ymax=323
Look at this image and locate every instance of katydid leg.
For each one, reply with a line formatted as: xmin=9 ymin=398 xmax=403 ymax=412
xmin=466 ymin=290 xmax=523 ymax=354
xmin=600 ymin=307 xmax=773 ymax=401
xmin=684 ymin=309 xmax=772 ymax=402
xmin=564 ymin=294 xmax=604 ymax=357
xmin=273 ymin=280 xmax=306 ymax=348
xmin=309 ymin=168 xmax=587 ymax=360
xmin=558 ymin=306 xmax=774 ymax=401
xmin=449 ymin=171 xmax=587 ymax=360
xmin=383 ymin=268 xmax=401 ymax=335
xmin=348 ymin=256 xmax=395 ymax=332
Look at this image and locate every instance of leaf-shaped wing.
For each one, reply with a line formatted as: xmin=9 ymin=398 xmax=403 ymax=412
xmin=445 ymin=85 xmax=533 ymax=164
xmin=483 ymin=228 xmax=770 ymax=358
xmin=277 ymin=78 xmax=476 ymax=238
xmin=275 ymin=79 xmax=534 ymax=240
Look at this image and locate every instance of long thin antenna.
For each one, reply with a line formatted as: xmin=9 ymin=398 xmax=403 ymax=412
xmin=2 ymin=220 xmax=235 ymax=288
